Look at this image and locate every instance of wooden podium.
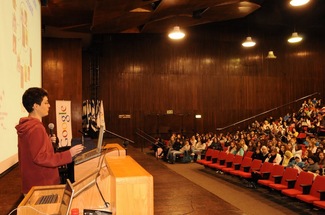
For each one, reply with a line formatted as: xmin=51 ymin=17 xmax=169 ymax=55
xmin=105 ymin=155 xmax=154 ymax=215
xmin=18 ymin=143 xmax=153 ymax=215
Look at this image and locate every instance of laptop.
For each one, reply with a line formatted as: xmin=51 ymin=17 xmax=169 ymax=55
xmin=34 ymin=179 xmax=74 ymax=215
xmin=59 ymin=179 xmax=75 ymax=215
xmin=74 ymin=125 xmax=104 ymax=165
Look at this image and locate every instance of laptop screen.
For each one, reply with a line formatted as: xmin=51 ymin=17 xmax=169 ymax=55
xmin=59 ymin=179 xmax=75 ymax=215
xmin=96 ymin=125 xmax=104 ymax=153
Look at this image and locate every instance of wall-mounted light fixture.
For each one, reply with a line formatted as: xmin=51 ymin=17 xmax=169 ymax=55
xmin=195 ymin=115 xmax=202 ymax=119
xmin=266 ymin=50 xmax=277 ymax=59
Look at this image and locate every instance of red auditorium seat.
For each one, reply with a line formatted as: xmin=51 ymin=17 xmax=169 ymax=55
xmin=268 ymin=167 xmax=298 ymax=191
xmin=251 ymin=162 xmax=274 ymax=181
xmin=313 ymin=200 xmax=325 ymax=210
xmin=258 ymin=165 xmax=285 ymax=187
xmin=232 ymin=158 xmax=261 ymax=179
xmin=196 ymin=148 xmax=214 ymax=165
xmin=197 ymin=149 xmax=220 ymax=166
xmin=244 ymin=151 xmax=253 ymax=158
xmin=208 ymin=152 xmax=233 ymax=172
xmin=281 ymin=171 xmax=315 ymax=198
xmin=296 ymin=175 xmax=325 ymax=204
xmin=221 ymin=155 xmax=243 ymax=174
xmin=206 ymin=151 xmax=227 ymax=169
xmin=229 ymin=156 xmax=253 ymax=176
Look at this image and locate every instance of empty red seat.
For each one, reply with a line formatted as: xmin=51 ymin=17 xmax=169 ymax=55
xmin=197 ymin=149 xmax=220 ymax=166
xmin=196 ymin=148 xmax=214 ymax=165
xmin=221 ymin=155 xmax=243 ymax=174
xmin=313 ymin=200 xmax=325 ymax=210
xmin=208 ymin=152 xmax=234 ymax=171
xmin=244 ymin=151 xmax=253 ymax=158
xmin=229 ymin=157 xmax=253 ymax=176
xmin=258 ymin=164 xmax=285 ymax=187
xmin=281 ymin=171 xmax=315 ymax=198
xmin=207 ymin=151 xmax=227 ymax=169
xmin=296 ymin=175 xmax=325 ymax=204
xmin=268 ymin=167 xmax=298 ymax=191
xmin=234 ymin=159 xmax=262 ymax=179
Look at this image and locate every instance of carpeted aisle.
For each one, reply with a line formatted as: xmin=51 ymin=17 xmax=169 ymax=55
xmin=126 ymin=145 xmax=244 ymax=215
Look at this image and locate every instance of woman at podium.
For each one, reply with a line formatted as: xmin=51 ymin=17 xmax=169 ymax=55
xmin=15 ymin=87 xmax=84 ymax=194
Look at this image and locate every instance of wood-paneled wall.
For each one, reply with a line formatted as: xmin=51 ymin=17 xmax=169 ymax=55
xmin=92 ymin=31 xmax=325 ymax=143
xmin=42 ymin=38 xmax=83 ymax=141
xmin=41 ymin=28 xmax=325 ymax=146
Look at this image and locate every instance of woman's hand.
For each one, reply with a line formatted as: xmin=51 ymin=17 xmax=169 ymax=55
xmin=69 ymin=144 xmax=85 ymax=157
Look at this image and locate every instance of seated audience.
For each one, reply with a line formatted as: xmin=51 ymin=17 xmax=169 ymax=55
xmin=168 ymin=140 xmax=191 ymax=164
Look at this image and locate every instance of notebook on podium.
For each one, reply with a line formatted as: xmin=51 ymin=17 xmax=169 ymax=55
xmin=74 ymin=125 xmax=104 ymax=165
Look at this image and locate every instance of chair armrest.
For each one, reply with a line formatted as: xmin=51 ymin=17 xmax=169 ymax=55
xmin=273 ymin=175 xmax=283 ymax=184
xmin=219 ymin=159 xmax=225 ymax=165
xmin=286 ymin=179 xmax=296 ymax=189
xmin=300 ymin=184 xmax=312 ymax=194
xmin=206 ymin=156 xmax=212 ymax=161
xmin=226 ymin=161 xmax=233 ymax=167
xmin=261 ymin=172 xmax=270 ymax=179
xmin=243 ymin=166 xmax=250 ymax=172
xmin=234 ymin=163 xmax=241 ymax=170
xmin=318 ymin=190 xmax=325 ymax=200
xmin=211 ymin=158 xmax=218 ymax=163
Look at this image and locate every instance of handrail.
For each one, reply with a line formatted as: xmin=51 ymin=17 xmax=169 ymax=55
xmin=136 ymin=129 xmax=165 ymax=145
xmin=136 ymin=129 xmax=165 ymax=153
xmin=216 ymin=92 xmax=320 ymax=132
xmin=136 ymin=131 xmax=155 ymax=145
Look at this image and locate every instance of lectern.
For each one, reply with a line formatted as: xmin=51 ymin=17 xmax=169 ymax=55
xmin=17 ymin=143 xmax=153 ymax=215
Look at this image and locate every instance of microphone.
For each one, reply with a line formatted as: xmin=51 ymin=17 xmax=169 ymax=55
xmin=48 ymin=123 xmax=57 ymax=150
xmin=48 ymin=123 xmax=55 ymax=137
xmin=48 ymin=123 xmax=56 ymax=143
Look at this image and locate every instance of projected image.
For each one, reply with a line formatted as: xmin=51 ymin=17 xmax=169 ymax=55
xmin=0 ymin=0 xmax=41 ymax=173
xmin=12 ymin=0 xmax=33 ymax=89
xmin=0 ymin=89 xmax=6 ymax=130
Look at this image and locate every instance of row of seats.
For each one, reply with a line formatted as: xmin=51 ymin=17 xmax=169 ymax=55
xmin=197 ymin=148 xmax=325 ymax=210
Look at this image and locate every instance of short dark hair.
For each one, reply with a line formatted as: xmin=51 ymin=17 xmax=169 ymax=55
xmin=22 ymin=87 xmax=48 ymax=113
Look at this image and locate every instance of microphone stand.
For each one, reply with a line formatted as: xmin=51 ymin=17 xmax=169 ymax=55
xmin=104 ymin=130 xmax=134 ymax=154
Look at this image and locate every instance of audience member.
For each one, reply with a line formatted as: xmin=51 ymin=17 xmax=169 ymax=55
xmin=281 ymin=150 xmax=294 ymax=167
xmin=191 ymin=136 xmax=206 ymax=160
xmin=302 ymin=155 xmax=320 ymax=173
xmin=168 ymin=140 xmax=190 ymax=164
xmin=265 ymin=147 xmax=282 ymax=165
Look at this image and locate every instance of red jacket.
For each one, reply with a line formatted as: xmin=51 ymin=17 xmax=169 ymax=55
xmin=15 ymin=117 xmax=72 ymax=194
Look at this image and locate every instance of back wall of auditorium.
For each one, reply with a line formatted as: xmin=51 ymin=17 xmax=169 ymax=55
xmin=42 ymin=22 xmax=325 ymax=144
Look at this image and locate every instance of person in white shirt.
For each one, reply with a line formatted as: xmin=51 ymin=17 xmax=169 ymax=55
xmin=191 ymin=137 xmax=206 ymax=160
xmin=265 ymin=147 xmax=282 ymax=165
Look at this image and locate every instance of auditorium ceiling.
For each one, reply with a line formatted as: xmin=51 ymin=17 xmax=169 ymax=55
xmin=41 ymin=0 xmax=325 ymax=41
